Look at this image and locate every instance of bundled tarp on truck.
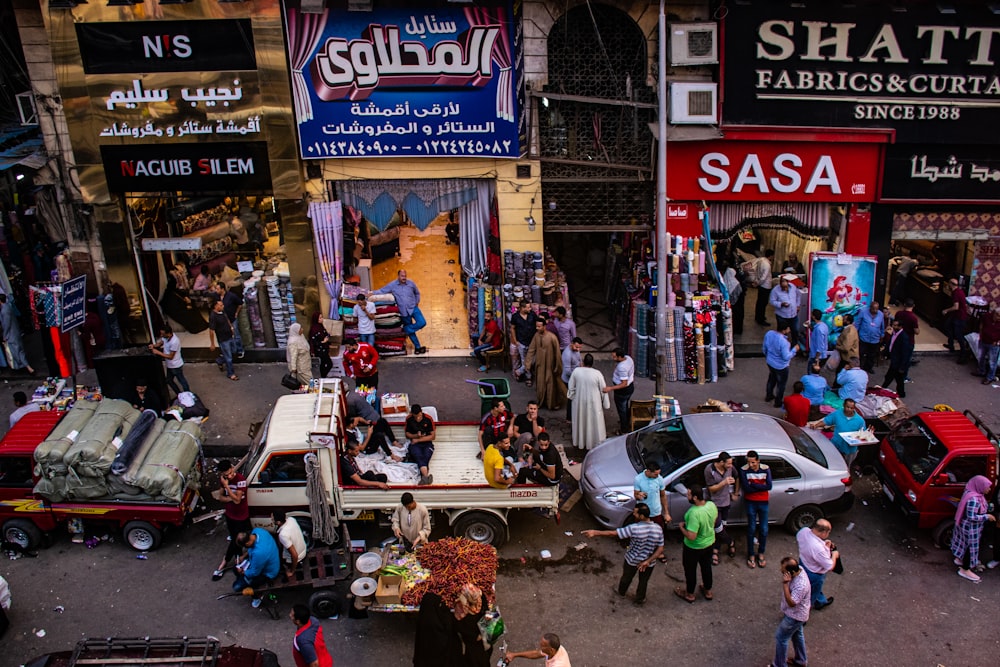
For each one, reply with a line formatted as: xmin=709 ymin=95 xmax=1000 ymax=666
xmin=128 ymin=421 xmax=203 ymax=503
xmin=33 ymin=400 xmax=99 ymax=477
xmin=63 ymin=399 xmax=140 ymax=478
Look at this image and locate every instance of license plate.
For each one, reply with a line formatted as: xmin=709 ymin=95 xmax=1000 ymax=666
xmin=356 ymin=510 xmax=375 ymax=521
xmin=882 ymin=484 xmax=895 ymax=502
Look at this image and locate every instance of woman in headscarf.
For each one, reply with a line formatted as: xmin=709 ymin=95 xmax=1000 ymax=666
xmin=951 ymin=475 xmax=996 ymax=583
xmin=452 ymin=583 xmax=492 ymax=667
xmin=413 ymin=583 xmax=492 ymax=667
xmin=309 ymin=311 xmax=332 ymax=380
xmin=286 ymin=322 xmax=313 ymax=388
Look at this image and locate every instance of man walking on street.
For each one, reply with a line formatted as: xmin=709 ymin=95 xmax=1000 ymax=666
xmin=525 ymin=315 xmax=565 ymax=410
xmin=343 ymin=338 xmax=379 ymax=390
xmin=807 ymin=309 xmax=829 ymax=365
xmin=150 ymin=325 xmax=190 ymax=398
xmin=740 ymin=451 xmax=772 ymax=569
xmin=675 ymin=483 xmax=718 ymax=604
xmin=942 ymin=275 xmax=969 ymax=362
xmin=583 ymin=503 xmax=664 ymax=605
xmin=769 ymin=275 xmax=801 ymax=339
xmin=975 ymin=303 xmax=1000 ymax=384
xmin=290 ymin=604 xmax=334 ymax=667
xmin=208 ymin=299 xmax=238 ymax=381
xmin=856 ymin=301 xmax=885 ymax=373
xmin=796 ymin=519 xmax=840 ymax=610
xmin=883 ymin=319 xmax=914 ymax=397
xmin=770 ymin=557 xmax=811 ymax=667
xmin=547 ymin=306 xmax=577 ymax=351
xmin=753 ymin=249 xmax=775 ymax=326
xmin=603 ymin=347 xmax=635 ymax=435
xmin=375 ymin=270 xmax=427 ymax=354
xmin=763 ymin=324 xmax=799 ymax=408
xmin=566 ymin=354 xmax=609 ymax=451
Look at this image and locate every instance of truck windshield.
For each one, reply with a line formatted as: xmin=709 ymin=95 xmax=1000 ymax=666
xmin=626 ymin=419 xmax=699 ymax=475
xmin=240 ymin=413 xmax=273 ymax=477
xmin=889 ymin=418 xmax=943 ymax=484
xmin=778 ymin=420 xmax=829 ymax=468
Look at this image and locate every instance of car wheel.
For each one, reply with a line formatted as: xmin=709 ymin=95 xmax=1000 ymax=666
xmin=932 ymin=520 xmax=955 ymax=549
xmin=3 ymin=518 xmax=43 ymax=550
xmin=453 ymin=512 xmax=506 ymax=547
xmin=123 ymin=521 xmax=162 ymax=551
xmin=784 ymin=504 xmax=824 ymax=533
xmin=309 ymin=590 xmax=343 ymax=618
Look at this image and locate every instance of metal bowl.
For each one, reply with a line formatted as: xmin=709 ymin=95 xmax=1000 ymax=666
xmin=356 ymin=551 xmax=383 ymax=574
xmin=350 ymin=577 xmax=377 ymax=597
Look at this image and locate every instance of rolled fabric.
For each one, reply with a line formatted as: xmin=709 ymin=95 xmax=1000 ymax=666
xmin=110 ymin=409 xmax=160 ymax=476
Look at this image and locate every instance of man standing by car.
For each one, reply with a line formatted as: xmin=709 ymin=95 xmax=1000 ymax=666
xmin=763 ymin=324 xmax=799 ymax=409
xmin=740 ymin=451 xmax=772 ymax=569
xmin=583 ymin=503 xmax=664 ymax=606
xmin=634 ymin=461 xmax=671 ymax=562
xmin=796 ymin=518 xmax=839 ymax=610
xmin=675 ymin=483 xmax=718 ymax=604
xmin=705 ymin=452 xmax=738 ymax=563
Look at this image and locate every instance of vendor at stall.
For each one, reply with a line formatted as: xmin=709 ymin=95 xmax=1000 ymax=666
xmin=392 ymin=492 xmax=432 ymax=550
xmin=807 ymin=398 xmax=867 ymax=469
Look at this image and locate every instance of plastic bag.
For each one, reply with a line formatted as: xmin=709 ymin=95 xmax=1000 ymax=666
xmin=478 ymin=608 xmax=505 ymax=649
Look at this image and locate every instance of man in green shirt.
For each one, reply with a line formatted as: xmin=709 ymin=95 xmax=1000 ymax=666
xmin=675 ymin=483 xmax=718 ymax=604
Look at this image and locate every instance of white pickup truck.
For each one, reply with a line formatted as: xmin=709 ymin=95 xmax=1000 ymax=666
xmin=239 ymin=379 xmax=559 ymax=546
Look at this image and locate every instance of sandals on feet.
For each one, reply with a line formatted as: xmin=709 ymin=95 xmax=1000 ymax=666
xmin=712 ymin=551 xmax=720 ymax=566
xmin=747 ymin=557 xmax=757 ymax=569
xmin=674 ymin=586 xmax=696 ymax=604
xmin=525 ymin=380 xmax=533 ymax=387
xmin=727 ymin=544 xmax=737 ymax=558
xmin=699 ymin=584 xmax=713 ymax=601
xmin=757 ymin=555 xmax=767 ymax=568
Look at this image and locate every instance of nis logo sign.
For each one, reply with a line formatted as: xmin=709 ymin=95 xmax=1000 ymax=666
xmin=141 ymin=34 xmax=192 ymax=60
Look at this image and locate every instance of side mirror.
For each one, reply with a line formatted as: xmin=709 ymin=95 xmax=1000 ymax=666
xmin=931 ymin=473 xmax=950 ymax=485
xmin=259 ymin=470 xmax=272 ymax=485
xmin=248 ymin=422 xmax=262 ymax=439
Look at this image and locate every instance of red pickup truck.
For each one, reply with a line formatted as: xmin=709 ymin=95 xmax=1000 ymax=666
xmin=876 ymin=409 xmax=999 ymax=547
xmin=1 ymin=411 xmax=202 ymax=552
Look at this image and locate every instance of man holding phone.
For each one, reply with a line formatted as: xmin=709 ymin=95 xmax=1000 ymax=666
xmin=797 ymin=519 xmax=840 ymax=609
xmin=770 ymin=556 xmax=811 ymax=667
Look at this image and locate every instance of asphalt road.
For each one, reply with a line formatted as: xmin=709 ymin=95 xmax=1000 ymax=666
xmin=1 ymin=352 xmax=998 ymax=666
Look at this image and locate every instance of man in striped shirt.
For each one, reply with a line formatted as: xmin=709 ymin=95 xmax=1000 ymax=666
xmin=584 ymin=503 xmax=664 ymax=605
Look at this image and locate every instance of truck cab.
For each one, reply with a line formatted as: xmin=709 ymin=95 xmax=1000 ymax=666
xmin=0 ymin=411 xmax=65 ymax=548
xmin=876 ymin=410 xmax=999 ymax=547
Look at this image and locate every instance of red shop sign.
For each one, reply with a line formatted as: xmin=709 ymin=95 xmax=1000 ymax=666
xmin=667 ymin=140 xmax=880 ymax=202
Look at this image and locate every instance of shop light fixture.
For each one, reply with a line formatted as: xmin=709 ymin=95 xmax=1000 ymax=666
xmin=936 ymin=3 xmax=956 ymax=13
xmin=525 ymin=216 xmax=536 ymax=231
xmin=991 ymin=3 xmax=1000 ymax=15
xmin=15 ymin=173 xmax=25 ymax=181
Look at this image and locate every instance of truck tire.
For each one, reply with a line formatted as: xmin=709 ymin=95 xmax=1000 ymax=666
xmin=932 ymin=520 xmax=955 ymax=549
xmin=3 ymin=518 xmax=43 ymax=550
xmin=784 ymin=504 xmax=824 ymax=533
xmin=453 ymin=512 xmax=506 ymax=547
xmin=309 ymin=590 xmax=342 ymax=619
xmin=124 ymin=521 xmax=162 ymax=551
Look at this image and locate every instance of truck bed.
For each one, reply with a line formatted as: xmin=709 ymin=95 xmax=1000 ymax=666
xmin=337 ymin=424 xmax=560 ymax=513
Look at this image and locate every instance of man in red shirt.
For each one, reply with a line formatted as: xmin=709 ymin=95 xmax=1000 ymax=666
xmin=212 ymin=460 xmax=250 ymax=581
xmin=976 ymin=303 xmax=1000 ymax=384
xmin=478 ymin=398 xmax=512 ymax=459
xmin=343 ymin=338 xmax=379 ymax=390
xmin=471 ymin=310 xmax=502 ymax=372
xmin=942 ymin=276 xmax=969 ymax=361
xmin=290 ymin=604 xmax=333 ymax=667
xmin=782 ymin=381 xmax=811 ymax=427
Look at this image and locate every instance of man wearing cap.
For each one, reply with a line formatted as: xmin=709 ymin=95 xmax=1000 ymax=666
xmin=769 ymin=275 xmax=802 ymax=342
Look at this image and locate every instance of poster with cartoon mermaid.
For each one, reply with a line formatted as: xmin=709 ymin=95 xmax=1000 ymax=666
xmin=808 ymin=253 xmax=877 ymax=345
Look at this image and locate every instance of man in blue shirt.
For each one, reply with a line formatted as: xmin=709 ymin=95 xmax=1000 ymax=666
xmin=763 ymin=324 xmax=800 ymax=408
xmin=634 ymin=461 xmax=671 ymax=549
xmin=233 ymin=527 xmax=281 ymax=594
xmin=375 ymin=269 xmax=427 ymax=354
xmin=856 ymin=301 xmax=886 ymax=373
xmin=835 ymin=357 xmax=868 ymax=403
xmin=769 ymin=275 xmax=802 ymax=340
xmin=807 ymin=309 xmax=829 ymax=364
xmin=800 ymin=361 xmax=829 ymax=406
xmin=808 ymin=398 xmax=866 ymax=468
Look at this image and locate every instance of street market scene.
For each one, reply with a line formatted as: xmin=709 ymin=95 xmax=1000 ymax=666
xmin=1 ymin=1 xmax=1000 ymax=666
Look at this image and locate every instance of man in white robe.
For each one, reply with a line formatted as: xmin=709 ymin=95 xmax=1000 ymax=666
xmin=566 ymin=353 xmax=609 ymax=451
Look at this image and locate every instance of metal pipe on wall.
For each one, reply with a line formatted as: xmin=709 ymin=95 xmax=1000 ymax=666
xmin=655 ymin=0 xmax=668 ymax=394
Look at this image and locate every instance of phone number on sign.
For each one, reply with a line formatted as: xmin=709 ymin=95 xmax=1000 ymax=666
xmin=854 ymin=104 xmax=961 ymax=121
xmin=306 ymin=138 xmax=514 ymax=157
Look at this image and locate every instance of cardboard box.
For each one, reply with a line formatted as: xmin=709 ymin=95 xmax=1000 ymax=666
xmin=350 ymin=539 xmax=366 ymax=554
xmin=375 ymin=573 xmax=406 ymax=605
xmin=323 ymin=318 xmax=345 ymax=344
xmin=381 ymin=393 xmax=409 ymax=415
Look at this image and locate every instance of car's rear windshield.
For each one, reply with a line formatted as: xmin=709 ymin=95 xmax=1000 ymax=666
xmin=889 ymin=417 xmax=941 ymax=484
xmin=626 ymin=419 xmax=700 ymax=474
xmin=778 ymin=420 xmax=829 ymax=468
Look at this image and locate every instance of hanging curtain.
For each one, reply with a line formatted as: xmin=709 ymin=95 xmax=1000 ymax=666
xmin=709 ymin=202 xmax=830 ymax=236
xmin=287 ymin=9 xmax=328 ymax=124
xmin=338 ymin=179 xmax=481 ymax=231
xmin=457 ymin=181 xmax=494 ymax=278
xmin=464 ymin=6 xmax=514 ymax=122
xmin=308 ymin=201 xmax=344 ymax=319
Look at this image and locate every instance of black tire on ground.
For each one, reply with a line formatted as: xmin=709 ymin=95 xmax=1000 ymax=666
xmin=123 ymin=520 xmax=163 ymax=551
xmin=932 ymin=519 xmax=955 ymax=549
xmin=784 ymin=504 xmax=824 ymax=533
xmin=309 ymin=590 xmax=343 ymax=618
xmin=3 ymin=518 xmax=43 ymax=550
xmin=453 ymin=512 xmax=506 ymax=547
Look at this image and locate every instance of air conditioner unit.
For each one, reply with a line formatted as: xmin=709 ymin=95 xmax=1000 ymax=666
xmin=669 ymin=22 xmax=718 ymax=66
xmin=16 ymin=92 xmax=37 ymax=126
xmin=669 ymin=82 xmax=718 ymax=124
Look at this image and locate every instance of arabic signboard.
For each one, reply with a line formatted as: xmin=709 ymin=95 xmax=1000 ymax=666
xmin=100 ymin=142 xmax=272 ymax=192
xmin=722 ymin=2 xmax=1000 ymax=144
xmin=285 ymin=2 xmax=522 ymax=159
xmin=76 ymin=20 xmax=256 ymax=74
xmin=882 ymin=144 xmax=1000 ymax=201
xmin=61 ymin=275 xmax=87 ymax=333
xmin=666 ymin=141 xmax=880 ymax=202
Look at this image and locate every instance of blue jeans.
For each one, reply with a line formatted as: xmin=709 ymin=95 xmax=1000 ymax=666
xmin=216 ymin=338 xmax=237 ymax=376
xmin=359 ymin=333 xmax=375 ymax=345
xmin=409 ymin=442 xmax=434 ymax=472
xmin=803 ymin=564 xmax=829 ymax=606
xmin=945 ymin=317 xmax=968 ymax=353
xmin=165 ymin=366 xmax=190 ymax=395
xmin=231 ymin=327 xmax=245 ymax=355
xmin=402 ymin=307 xmax=426 ymax=348
xmin=233 ymin=571 xmax=271 ymax=593
xmin=613 ymin=384 xmax=634 ymax=433
xmin=766 ymin=365 xmax=789 ymax=403
xmin=979 ymin=342 xmax=1000 ymax=380
xmin=774 ymin=614 xmax=808 ymax=667
xmin=472 ymin=343 xmax=498 ymax=365
xmin=512 ymin=341 xmax=531 ymax=379
xmin=746 ymin=500 xmax=769 ymax=558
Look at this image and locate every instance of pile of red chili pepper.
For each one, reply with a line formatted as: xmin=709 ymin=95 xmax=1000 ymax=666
xmin=400 ymin=537 xmax=497 ymax=608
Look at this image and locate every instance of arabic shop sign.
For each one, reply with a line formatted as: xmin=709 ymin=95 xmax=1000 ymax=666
xmin=722 ymin=2 xmax=1000 ymax=143
xmin=100 ymin=142 xmax=272 ymax=192
xmin=76 ymin=20 xmax=256 ymax=74
xmin=882 ymin=144 xmax=1000 ymax=201
xmin=666 ymin=141 xmax=880 ymax=202
xmin=60 ymin=275 xmax=87 ymax=333
xmin=285 ymin=3 xmax=522 ymax=159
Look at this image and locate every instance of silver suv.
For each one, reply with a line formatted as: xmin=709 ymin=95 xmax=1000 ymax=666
xmin=580 ymin=412 xmax=854 ymax=531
